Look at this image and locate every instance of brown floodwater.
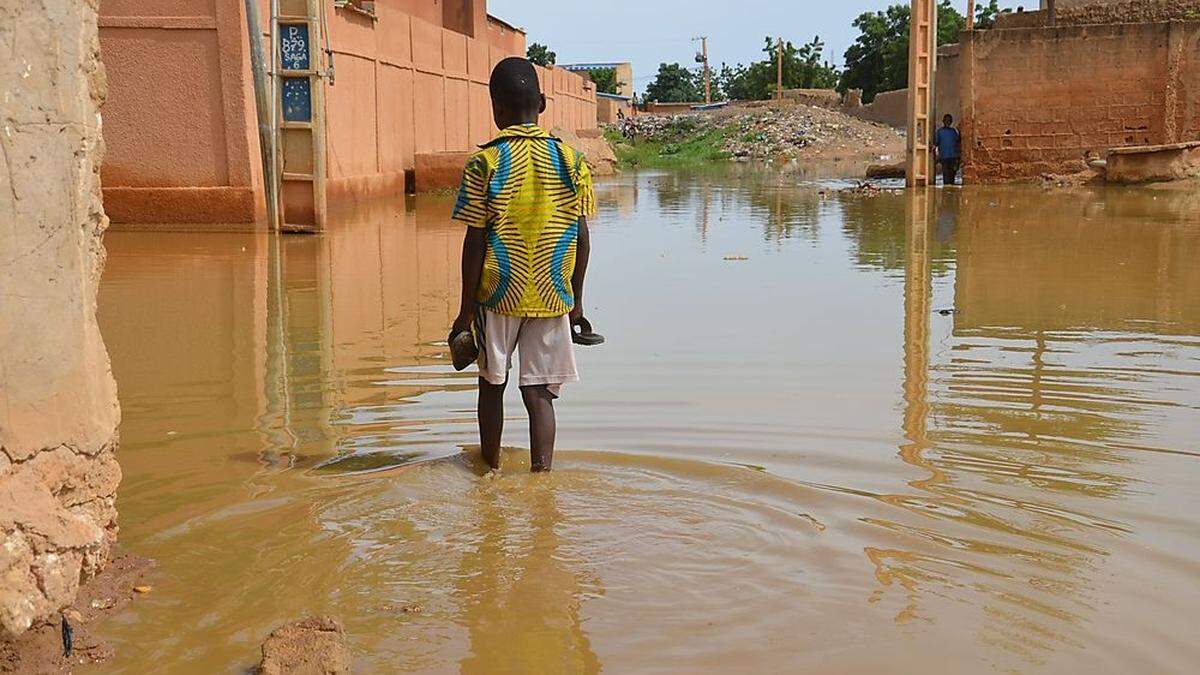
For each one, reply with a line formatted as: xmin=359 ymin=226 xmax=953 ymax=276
xmin=94 ymin=172 xmax=1200 ymax=673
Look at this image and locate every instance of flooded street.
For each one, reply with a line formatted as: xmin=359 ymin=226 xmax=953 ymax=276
xmin=95 ymin=172 xmax=1200 ymax=673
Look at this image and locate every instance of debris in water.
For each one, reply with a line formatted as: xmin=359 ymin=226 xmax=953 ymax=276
xmin=797 ymin=513 xmax=827 ymax=532
xmin=133 ymin=585 xmax=153 ymax=594
xmin=61 ymin=614 xmax=73 ymax=657
xmin=399 ymin=603 xmax=423 ymax=614
xmin=723 ymin=255 xmax=749 ymax=261
xmin=936 ymin=308 xmax=956 ymax=316
xmin=90 ymin=598 xmax=115 ymax=610
xmin=839 ymin=181 xmax=883 ymax=196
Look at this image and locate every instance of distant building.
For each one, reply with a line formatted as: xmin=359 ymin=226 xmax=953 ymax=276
xmin=596 ymin=92 xmax=634 ymax=124
xmin=561 ymin=62 xmax=635 ymax=99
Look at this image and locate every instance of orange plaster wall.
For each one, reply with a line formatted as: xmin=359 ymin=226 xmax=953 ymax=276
xmin=486 ymin=16 xmax=526 ymax=55
xmin=99 ymin=0 xmax=265 ymax=227
xmin=97 ymin=0 xmax=593 ymax=223
xmin=324 ymin=1 xmax=597 ymax=204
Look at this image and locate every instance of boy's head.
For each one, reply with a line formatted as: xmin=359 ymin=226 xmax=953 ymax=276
xmin=943 ymin=114 xmax=954 ymax=127
xmin=489 ymin=57 xmax=545 ymax=129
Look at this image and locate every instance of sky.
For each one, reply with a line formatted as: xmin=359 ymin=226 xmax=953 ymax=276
xmin=489 ymin=0 xmax=1027 ymax=94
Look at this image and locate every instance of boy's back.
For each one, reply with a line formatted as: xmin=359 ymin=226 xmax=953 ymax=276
xmin=453 ymin=124 xmax=595 ymax=317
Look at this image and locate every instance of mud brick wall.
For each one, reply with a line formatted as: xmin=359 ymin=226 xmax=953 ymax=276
xmin=961 ymin=21 xmax=1200 ymax=182
xmin=1 ymin=0 xmax=122 ymax=636
xmin=1056 ymin=0 xmax=1200 ymax=25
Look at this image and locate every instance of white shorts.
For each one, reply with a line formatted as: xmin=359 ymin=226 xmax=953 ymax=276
xmin=475 ymin=308 xmax=579 ymax=396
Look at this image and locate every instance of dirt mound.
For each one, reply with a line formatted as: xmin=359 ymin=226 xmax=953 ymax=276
xmin=552 ymin=126 xmax=619 ymax=176
xmin=258 ymin=616 xmax=350 ymax=675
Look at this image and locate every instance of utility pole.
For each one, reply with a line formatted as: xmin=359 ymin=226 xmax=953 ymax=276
xmin=776 ymin=38 xmax=783 ymax=101
xmin=694 ymin=36 xmax=711 ymax=104
xmin=244 ymin=0 xmax=278 ymax=229
xmin=967 ymin=0 xmax=976 ymax=30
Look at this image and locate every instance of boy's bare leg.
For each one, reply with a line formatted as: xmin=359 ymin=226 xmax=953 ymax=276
xmin=478 ymin=378 xmax=506 ymax=470
xmin=520 ymin=385 xmax=556 ymax=472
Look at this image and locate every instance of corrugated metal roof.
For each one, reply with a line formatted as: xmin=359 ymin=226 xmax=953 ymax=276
xmin=561 ymin=63 xmax=628 ymax=71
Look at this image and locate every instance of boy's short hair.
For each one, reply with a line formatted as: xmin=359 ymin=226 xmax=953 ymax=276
xmin=489 ymin=57 xmax=541 ymax=112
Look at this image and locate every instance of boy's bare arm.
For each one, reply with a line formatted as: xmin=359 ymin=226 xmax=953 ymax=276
xmin=453 ymin=227 xmax=487 ymax=333
xmin=570 ymin=217 xmax=590 ymax=321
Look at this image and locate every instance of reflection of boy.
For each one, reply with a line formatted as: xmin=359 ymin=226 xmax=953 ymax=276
xmin=450 ymin=57 xmax=596 ymax=473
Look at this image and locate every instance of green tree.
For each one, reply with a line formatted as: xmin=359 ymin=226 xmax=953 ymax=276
xmin=717 ymin=36 xmax=839 ymax=101
xmin=588 ymin=67 xmax=623 ymax=95
xmin=526 ymin=42 xmax=556 ymax=67
xmin=839 ymin=1 xmax=964 ymax=102
xmin=974 ymin=0 xmax=1002 ymax=29
xmin=645 ymin=63 xmax=701 ymax=103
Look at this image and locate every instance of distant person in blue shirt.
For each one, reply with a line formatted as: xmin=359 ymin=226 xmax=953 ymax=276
xmin=935 ymin=114 xmax=961 ymax=185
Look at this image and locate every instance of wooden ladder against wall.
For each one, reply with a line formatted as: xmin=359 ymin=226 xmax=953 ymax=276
xmin=272 ymin=0 xmax=327 ymax=232
xmin=907 ymin=0 xmax=937 ymax=187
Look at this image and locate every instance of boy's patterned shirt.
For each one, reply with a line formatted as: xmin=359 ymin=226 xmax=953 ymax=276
xmin=451 ymin=124 xmax=596 ymax=318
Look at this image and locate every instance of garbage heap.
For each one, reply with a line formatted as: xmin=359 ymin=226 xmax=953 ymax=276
xmin=611 ymin=104 xmax=904 ymax=162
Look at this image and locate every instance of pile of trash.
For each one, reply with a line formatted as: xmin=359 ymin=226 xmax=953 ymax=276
xmin=608 ymin=103 xmax=904 ymax=162
xmin=612 ymin=114 xmax=708 ymax=144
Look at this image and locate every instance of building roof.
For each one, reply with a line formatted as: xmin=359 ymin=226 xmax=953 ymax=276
xmin=561 ymin=62 xmax=630 ymax=71
xmin=596 ymin=92 xmax=632 ymax=101
xmin=486 ymin=13 xmax=524 ymax=34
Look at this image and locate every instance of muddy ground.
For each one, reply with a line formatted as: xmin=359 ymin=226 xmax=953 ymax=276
xmin=1 ymin=554 xmax=154 ymax=673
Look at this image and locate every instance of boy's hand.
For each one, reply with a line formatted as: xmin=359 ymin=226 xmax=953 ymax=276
xmin=452 ymin=309 xmax=474 ymax=335
xmin=569 ymin=305 xmax=583 ymax=324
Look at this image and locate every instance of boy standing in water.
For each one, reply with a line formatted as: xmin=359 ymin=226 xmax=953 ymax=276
xmin=449 ymin=57 xmax=596 ymax=473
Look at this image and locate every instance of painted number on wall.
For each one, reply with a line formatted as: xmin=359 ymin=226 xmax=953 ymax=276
xmin=280 ymin=24 xmax=310 ymax=71
xmin=282 ymin=77 xmax=312 ymax=122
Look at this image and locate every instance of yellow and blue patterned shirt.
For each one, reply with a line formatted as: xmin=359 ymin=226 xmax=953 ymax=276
xmin=452 ymin=124 xmax=596 ymax=318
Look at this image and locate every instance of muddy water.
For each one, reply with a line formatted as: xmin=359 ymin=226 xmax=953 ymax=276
xmin=95 ymin=174 xmax=1200 ymax=673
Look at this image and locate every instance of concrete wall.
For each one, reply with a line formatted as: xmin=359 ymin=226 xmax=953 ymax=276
xmin=98 ymin=0 xmax=266 ymax=227
xmin=961 ymin=21 xmax=1200 ymax=182
xmin=936 ymin=44 xmax=963 ymax=124
xmin=1 ymin=0 xmax=121 ymax=636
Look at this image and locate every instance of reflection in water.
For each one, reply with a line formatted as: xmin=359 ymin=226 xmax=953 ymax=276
xmin=457 ymin=475 xmax=600 ymax=674
xmin=95 ymin=174 xmax=1200 ymax=673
